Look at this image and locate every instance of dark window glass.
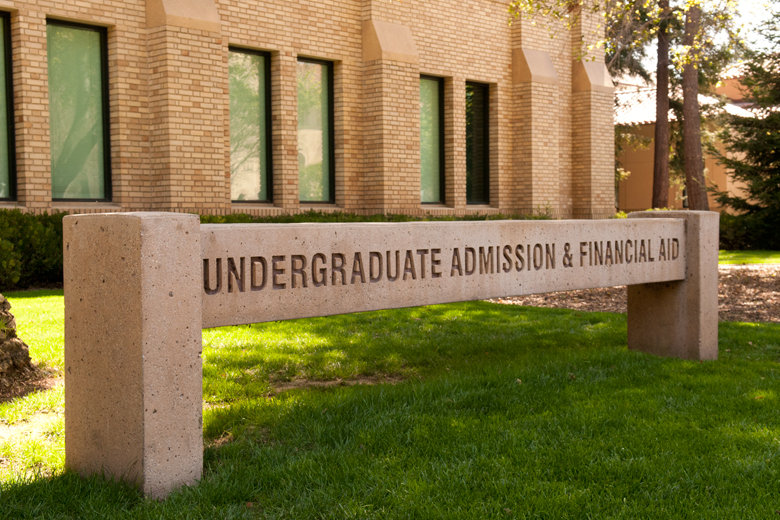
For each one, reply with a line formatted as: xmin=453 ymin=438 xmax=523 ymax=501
xmin=466 ymin=82 xmax=489 ymax=204
xmin=230 ymin=48 xmax=272 ymax=202
xmin=47 ymin=21 xmax=110 ymax=201
xmin=0 ymin=12 xmax=14 ymax=200
xmin=297 ymin=58 xmax=334 ymax=203
xmin=420 ymin=76 xmax=444 ymax=203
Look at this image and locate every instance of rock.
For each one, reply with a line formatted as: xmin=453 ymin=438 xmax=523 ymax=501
xmin=0 ymin=293 xmax=33 ymax=378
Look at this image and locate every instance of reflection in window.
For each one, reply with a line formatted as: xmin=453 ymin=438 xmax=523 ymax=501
xmin=466 ymin=82 xmax=489 ymax=204
xmin=47 ymin=21 xmax=110 ymax=200
xmin=420 ymin=77 xmax=443 ymax=203
xmin=297 ymin=59 xmax=333 ymax=202
xmin=229 ymin=49 xmax=271 ymax=202
xmin=0 ymin=12 xmax=13 ymax=200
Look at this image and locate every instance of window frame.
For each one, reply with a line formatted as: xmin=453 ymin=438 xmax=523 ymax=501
xmin=466 ymin=81 xmax=490 ymax=205
xmin=420 ymin=75 xmax=445 ymax=205
xmin=229 ymin=46 xmax=274 ymax=204
xmin=297 ymin=57 xmax=335 ymax=204
xmin=47 ymin=19 xmax=112 ymax=203
xmin=0 ymin=11 xmax=15 ymax=201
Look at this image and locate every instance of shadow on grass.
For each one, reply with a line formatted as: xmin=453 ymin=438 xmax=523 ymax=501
xmin=201 ymin=302 xmax=627 ymax=404
xmin=0 ymin=471 xmax=143 ymax=518
xmin=199 ymin=344 xmax=778 ymax=518
xmin=3 ymin=304 xmax=779 ymax=518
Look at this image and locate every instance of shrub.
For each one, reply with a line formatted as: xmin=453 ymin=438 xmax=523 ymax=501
xmin=200 ymin=209 xmax=552 ymax=225
xmin=719 ymin=212 xmax=780 ymax=251
xmin=0 ymin=237 xmax=20 ymax=288
xmin=0 ymin=209 xmax=67 ymax=291
xmin=0 ymin=209 xmax=551 ymax=290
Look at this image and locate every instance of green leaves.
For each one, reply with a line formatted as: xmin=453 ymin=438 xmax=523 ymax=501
xmin=0 ymin=210 xmax=67 ymax=291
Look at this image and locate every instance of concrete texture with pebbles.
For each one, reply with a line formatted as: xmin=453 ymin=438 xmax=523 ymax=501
xmin=63 ymin=210 xmax=718 ymax=497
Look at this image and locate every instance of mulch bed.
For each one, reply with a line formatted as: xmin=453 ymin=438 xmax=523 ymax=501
xmin=0 ymin=370 xmax=57 ymax=404
xmin=490 ymin=264 xmax=780 ymax=324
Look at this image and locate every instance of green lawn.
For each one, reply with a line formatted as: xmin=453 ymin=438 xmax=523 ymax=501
xmin=719 ymin=250 xmax=780 ymax=264
xmin=1 ymin=290 xmax=779 ymax=519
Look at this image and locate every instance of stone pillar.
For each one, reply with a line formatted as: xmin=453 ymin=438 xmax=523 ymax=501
xmin=361 ymin=19 xmax=421 ymax=213
xmin=146 ymin=0 xmax=229 ymax=213
xmin=63 ymin=212 xmax=202 ymax=498
xmin=512 ymin=47 xmax=561 ymax=215
xmin=627 ymin=211 xmax=720 ymax=360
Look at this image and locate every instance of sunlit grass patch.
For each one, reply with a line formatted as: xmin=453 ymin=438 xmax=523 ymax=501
xmin=719 ymin=250 xmax=780 ymax=264
xmin=3 ymin=289 xmax=64 ymax=373
xmin=0 ymin=386 xmax=63 ymax=425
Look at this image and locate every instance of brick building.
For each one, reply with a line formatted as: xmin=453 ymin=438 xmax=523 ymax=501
xmin=0 ymin=0 xmax=614 ymax=218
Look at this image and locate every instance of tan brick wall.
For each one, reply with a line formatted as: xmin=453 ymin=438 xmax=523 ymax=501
xmin=0 ymin=0 xmax=613 ymax=219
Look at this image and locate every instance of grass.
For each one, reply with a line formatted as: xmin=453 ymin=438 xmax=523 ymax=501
xmin=2 ymin=289 xmax=64 ymax=373
xmin=719 ymin=250 xmax=780 ymax=264
xmin=1 ymin=291 xmax=779 ymax=518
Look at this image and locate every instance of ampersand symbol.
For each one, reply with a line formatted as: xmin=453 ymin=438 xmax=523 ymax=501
xmin=563 ymin=243 xmax=573 ymax=268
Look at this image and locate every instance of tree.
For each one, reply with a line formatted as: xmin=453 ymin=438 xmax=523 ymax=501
xmin=715 ymin=11 xmax=780 ymax=248
xmin=681 ymin=3 xmax=710 ymax=210
xmin=652 ymin=0 xmax=672 ymax=208
xmin=509 ymin=0 xmax=740 ymax=211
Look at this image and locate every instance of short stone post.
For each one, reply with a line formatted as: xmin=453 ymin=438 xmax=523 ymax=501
xmin=63 ymin=212 xmax=203 ymax=498
xmin=627 ymin=211 xmax=720 ymax=360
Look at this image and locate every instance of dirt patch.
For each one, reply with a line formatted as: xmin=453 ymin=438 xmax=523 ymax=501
xmin=490 ymin=264 xmax=780 ymax=324
xmin=0 ymin=374 xmax=60 ymax=405
xmin=0 ymin=409 xmax=63 ymax=444
xmin=270 ymin=374 xmax=404 ymax=394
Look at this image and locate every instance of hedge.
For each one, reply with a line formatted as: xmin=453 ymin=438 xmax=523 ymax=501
xmin=29 ymin=207 xmax=780 ymax=290
xmin=7 ymin=208 xmax=775 ymax=291
xmin=0 ymin=209 xmax=67 ymax=291
xmin=0 ymin=209 xmax=555 ymax=291
xmin=719 ymin=212 xmax=780 ymax=250
xmin=199 ymin=209 xmax=552 ymax=224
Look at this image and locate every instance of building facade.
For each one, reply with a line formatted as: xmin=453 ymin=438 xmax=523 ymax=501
xmin=0 ymin=0 xmax=614 ymax=218
xmin=615 ymin=80 xmax=750 ymax=213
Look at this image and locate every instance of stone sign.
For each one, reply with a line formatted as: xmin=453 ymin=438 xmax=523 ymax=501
xmin=201 ymin=219 xmax=685 ymax=328
xmin=62 ymin=211 xmax=718 ymax=498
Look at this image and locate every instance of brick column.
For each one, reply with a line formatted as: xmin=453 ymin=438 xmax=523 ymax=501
xmin=445 ymin=77 xmax=466 ymax=209
xmin=11 ymin=9 xmax=50 ymax=212
xmin=571 ymin=11 xmax=614 ymax=219
xmin=490 ymin=83 xmax=510 ymax=211
xmin=271 ymin=51 xmax=301 ymax=210
xmin=361 ymin=19 xmax=421 ymax=213
xmin=147 ymin=0 xmax=229 ymax=214
xmin=512 ymin=47 xmax=561 ymax=215
xmin=571 ymin=61 xmax=614 ymax=219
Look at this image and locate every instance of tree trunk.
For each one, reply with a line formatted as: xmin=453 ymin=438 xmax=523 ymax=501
xmin=682 ymin=4 xmax=710 ymax=210
xmin=652 ymin=0 xmax=670 ymax=209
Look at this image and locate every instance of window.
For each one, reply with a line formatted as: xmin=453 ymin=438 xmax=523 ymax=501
xmin=420 ymin=76 xmax=444 ymax=204
xmin=229 ymin=48 xmax=272 ymax=202
xmin=47 ymin=21 xmax=110 ymax=201
xmin=466 ymin=82 xmax=489 ymax=204
xmin=0 ymin=12 xmax=14 ymax=201
xmin=297 ymin=58 xmax=334 ymax=203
